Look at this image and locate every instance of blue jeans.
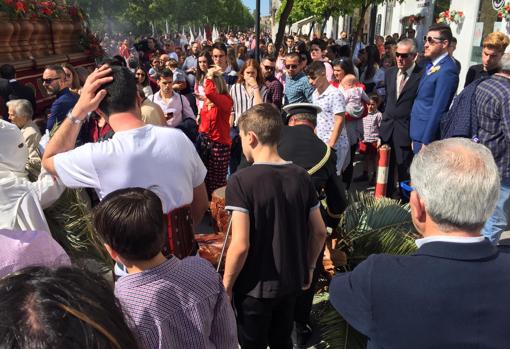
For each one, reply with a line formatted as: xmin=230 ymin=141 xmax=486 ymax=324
xmin=481 ymin=177 xmax=510 ymax=244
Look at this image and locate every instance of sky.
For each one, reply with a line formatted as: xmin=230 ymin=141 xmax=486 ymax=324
xmin=242 ymin=0 xmax=270 ymax=16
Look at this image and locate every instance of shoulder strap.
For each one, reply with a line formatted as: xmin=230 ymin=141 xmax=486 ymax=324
xmin=308 ymin=145 xmax=331 ymax=175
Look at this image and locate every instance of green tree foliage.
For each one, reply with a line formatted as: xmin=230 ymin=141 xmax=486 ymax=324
xmin=75 ymin=0 xmax=254 ymax=33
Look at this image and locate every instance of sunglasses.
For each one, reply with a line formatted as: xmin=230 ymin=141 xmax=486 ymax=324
xmin=285 ymin=64 xmax=298 ymax=69
xmin=424 ymin=36 xmax=445 ymax=44
xmin=395 ymin=52 xmax=411 ymax=59
xmin=263 ymin=65 xmax=275 ymax=71
xmin=42 ymin=77 xmax=60 ymax=84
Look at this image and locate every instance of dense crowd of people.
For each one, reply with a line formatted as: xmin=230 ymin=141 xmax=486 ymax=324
xmin=1 ymin=21 xmax=510 ymax=349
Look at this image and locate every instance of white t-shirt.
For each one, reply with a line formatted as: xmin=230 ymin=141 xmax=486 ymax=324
xmin=313 ymin=84 xmax=350 ymax=174
xmin=53 ymin=125 xmax=206 ymax=213
xmin=152 ymin=91 xmax=195 ymax=128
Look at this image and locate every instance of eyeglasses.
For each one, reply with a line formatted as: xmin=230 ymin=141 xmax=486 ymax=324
xmin=285 ymin=64 xmax=298 ymax=69
xmin=42 ymin=77 xmax=60 ymax=84
xmin=424 ymin=36 xmax=445 ymax=44
xmin=395 ymin=52 xmax=410 ymax=59
xmin=263 ymin=65 xmax=275 ymax=71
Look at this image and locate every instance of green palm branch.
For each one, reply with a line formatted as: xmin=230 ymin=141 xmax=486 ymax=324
xmin=44 ymin=188 xmax=112 ymax=272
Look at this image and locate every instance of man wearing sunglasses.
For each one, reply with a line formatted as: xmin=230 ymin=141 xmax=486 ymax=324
xmin=42 ymin=65 xmax=78 ymax=134
xmin=283 ymin=52 xmax=314 ymax=106
xmin=261 ymin=56 xmax=283 ymax=109
xmin=410 ymin=24 xmax=459 ymax=153
xmin=380 ymin=39 xmax=423 ymax=200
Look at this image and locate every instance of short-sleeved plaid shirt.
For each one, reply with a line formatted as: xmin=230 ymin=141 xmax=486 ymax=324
xmin=284 ymin=72 xmax=315 ymax=105
xmin=474 ymin=74 xmax=510 ymax=179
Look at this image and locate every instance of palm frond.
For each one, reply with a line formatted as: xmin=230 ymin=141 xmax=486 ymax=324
xmin=44 ymin=188 xmax=112 ymax=272
xmin=338 ymin=191 xmax=418 ymax=260
xmin=312 ymin=292 xmax=367 ymax=349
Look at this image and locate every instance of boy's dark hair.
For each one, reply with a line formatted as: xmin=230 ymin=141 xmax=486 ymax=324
xmin=0 ymin=266 xmax=139 ymax=349
xmin=0 ymin=64 xmax=15 ymax=79
xmin=98 ymin=66 xmax=137 ymax=116
xmin=212 ymin=42 xmax=227 ymax=55
xmin=305 ymin=61 xmax=326 ymax=77
xmin=428 ymin=23 xmax=453 ymax=45
xmin=158 ymin=68 xmax=173 ymax=80
xmin=369 ymin=93 xmax=380 ymax=104
xmin=93 ymin=187 xmax=165 ymax=261
xmin=238 ymin=103 xmax=282 ymax=145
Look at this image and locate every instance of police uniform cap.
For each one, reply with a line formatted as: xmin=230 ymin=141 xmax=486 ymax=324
xmin=283 ymin=103 xmax=322 ymax=117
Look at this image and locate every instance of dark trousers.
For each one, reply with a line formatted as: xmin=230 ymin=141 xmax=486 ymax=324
xmin=386 ymin=138 xmax=413 ymax=200
xmin=342 ymin=144 xmax=358 ymax=189
xmin=294 ymin=250 xmax=323 ymax=326
xmin=234 ymin=293 xmax=297 ymax=349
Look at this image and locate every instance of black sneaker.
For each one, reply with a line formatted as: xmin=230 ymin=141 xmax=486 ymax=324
xmin=295 ymin=322 xmax=312 ymax=347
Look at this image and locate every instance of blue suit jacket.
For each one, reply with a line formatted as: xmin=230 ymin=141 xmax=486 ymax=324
xmin=46 ymin=88 xmax=78 ymax=132
xmin=410 ymin=55 xmax=459 ymax=144
xmin=329 ymin=240 xmax=510 ymax=349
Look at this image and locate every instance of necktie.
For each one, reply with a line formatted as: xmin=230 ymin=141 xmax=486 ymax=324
xmin=398 ymin=71 xmax=407 ymax=97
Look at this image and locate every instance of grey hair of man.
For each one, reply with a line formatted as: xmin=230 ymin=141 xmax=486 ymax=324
xmin=499 ymin=52 xmax=510 ymax=73
xmin=290 ymin=112 xmax=317 ymax=127
xmin=410 ymin=138 xmax=500 ymax=233
xmin=6 ymin=99 xmax=33 ymax=120
xmin=397 ymin=38 xmax=417 ymax=54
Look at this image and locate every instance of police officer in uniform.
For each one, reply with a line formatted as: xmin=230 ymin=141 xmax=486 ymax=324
xmin=280 ymin=103 xmax=347 ymax=347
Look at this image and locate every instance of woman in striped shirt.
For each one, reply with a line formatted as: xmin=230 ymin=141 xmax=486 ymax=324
xmin=229 ymin=59 xmax=268 ymax=173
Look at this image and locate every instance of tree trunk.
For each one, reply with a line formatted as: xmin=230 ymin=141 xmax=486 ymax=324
xmin=351 ymin=1 xmax=369 ymax=60
xmin=320 ymin=10 xmax=331 ymax=36
xmin=274 ymin=0 xmax=294 ymax=54
xmin=308 ymin=21 xmax=315 ymax=39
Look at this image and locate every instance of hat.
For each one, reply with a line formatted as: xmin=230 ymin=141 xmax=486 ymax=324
xmin=282 ymin=103 xmax=322 ymax=121
xmin=0 ymin=120 xmax=28 ymax=173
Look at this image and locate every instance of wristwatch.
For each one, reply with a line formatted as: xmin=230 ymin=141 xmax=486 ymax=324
xmin=67 ymin=111 xmax=83 ymax=125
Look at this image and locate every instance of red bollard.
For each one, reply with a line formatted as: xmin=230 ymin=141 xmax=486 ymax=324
xmin=375 ymin=145 xmax=391 ymax=198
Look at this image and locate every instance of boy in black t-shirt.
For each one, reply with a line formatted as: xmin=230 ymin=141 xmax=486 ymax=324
xmin=224 ymin=103 xmax=327 ymax=349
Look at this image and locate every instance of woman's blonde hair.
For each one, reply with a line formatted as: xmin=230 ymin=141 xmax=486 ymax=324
xmin=483 ymin=32 xmax=510 ymax=52
xmin=208 ymin=70 xmax=228 ymax=94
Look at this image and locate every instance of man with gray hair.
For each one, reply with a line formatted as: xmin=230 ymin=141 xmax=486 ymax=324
xmin=7 ymin=99 xmax=41 ymax=175
xmin=474 ymin=52 xmax=510 ymax=244
xmin=329 ymin=138 xmax=510 ymax=348
xmin=379 ymin=38 xmax=424 ymax=200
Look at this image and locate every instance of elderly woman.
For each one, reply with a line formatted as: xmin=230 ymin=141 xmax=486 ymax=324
xmin=7 ymin=99 xmax=41 ymax=177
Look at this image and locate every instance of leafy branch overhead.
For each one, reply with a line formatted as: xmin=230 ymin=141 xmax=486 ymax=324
xmin=74 ymin=0 xmax=254 ymax=32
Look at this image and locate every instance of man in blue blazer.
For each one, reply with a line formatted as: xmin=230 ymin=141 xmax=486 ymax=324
xmin=410 ymin=24 xmax=459 ymax=153
xmin=330 ymin=138 xmax=510 ymax=349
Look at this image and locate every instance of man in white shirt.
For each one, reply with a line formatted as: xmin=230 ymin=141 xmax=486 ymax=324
xmin=152 ymin=68 xmax=195 ymax=128
xmin=329 ymin=138 xmax=510 ymax=348
xmin=42 ymin=65 xmax=208 ymax=258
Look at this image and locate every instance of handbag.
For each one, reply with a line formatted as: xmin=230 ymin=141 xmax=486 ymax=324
xmin=175 ymin=94 xmax=199 ymax=143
